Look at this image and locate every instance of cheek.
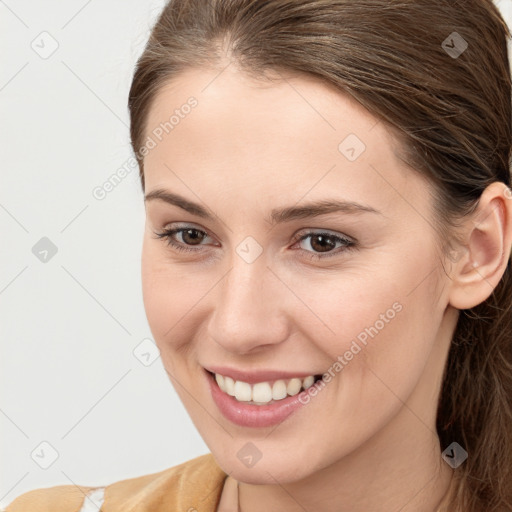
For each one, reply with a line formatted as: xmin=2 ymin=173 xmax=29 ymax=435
xmin=355 ymin=289 xmax=441 ymax=416
xmin=285 ymin=267 xmax=405 ymax=354
xmin=286 ymin=272 xmax=443 ymax=455
xmin=141 ymin=239 xmax=215 ymax=350
xmin=290 ymin=257 xmax=442 ymax=395
xmin=141 ymin=240 xmax=183 ymax=342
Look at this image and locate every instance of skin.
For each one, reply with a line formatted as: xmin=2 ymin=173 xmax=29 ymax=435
xmin=140 ymin=63 xmax=512 ymax=512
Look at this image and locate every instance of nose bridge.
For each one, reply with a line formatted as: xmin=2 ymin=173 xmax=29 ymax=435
xmin=208 ymin=249 xmax=288 ymax=353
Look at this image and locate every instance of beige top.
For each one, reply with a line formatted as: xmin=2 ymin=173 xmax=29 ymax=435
xmin=4 ymin=453 xmax=228 ymax=512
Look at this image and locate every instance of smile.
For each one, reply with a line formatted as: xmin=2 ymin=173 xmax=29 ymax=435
xmin=213 ymin=372 xmax=321 ymax=405
xmin=205 ymin=368 xmax=325 ymax=428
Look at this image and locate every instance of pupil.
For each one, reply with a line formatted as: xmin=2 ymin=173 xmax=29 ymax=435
xmin=183 ymin=229 xmax=202 ymax=245
xmin=311 ymin=235 xmax=335 ymax=253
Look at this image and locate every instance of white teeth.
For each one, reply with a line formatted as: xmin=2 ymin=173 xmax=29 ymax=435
xmin=286 ymin=378 xmax=302 ymax=396
xmin=252 ymin=382 xmax=273 ymax=402
xmin=272 ymin=380 xmax=287 ymax=400
xmin=303 ymin=375 xmax=315 ymax=389
xmin=234 ymin=380 xmax=252 ymax=401
xmin=224 ymin=376 xmax=235 ymax=396
xmin=213 ymin=372 xmax=318 ymax=404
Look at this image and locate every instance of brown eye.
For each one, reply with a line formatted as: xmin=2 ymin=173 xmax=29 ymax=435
xmin=180 ymin=228 xmax=207 ymax=245
xmin=294 ymin=230 xmax=357 ymax=261
xmin=308 ymin=234 xmax=338 ymax=253
xmin=153 ymin=226 xmax=213 ymax=253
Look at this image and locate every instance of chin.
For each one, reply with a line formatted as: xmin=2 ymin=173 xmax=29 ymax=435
xmin=211 ymin=444 xmax=322 ymax=485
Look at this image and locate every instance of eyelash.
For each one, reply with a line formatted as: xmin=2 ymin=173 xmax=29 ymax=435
xmin=152 ymin=225 xmax=357 ymax=261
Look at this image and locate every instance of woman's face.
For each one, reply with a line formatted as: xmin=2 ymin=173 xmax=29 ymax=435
xmin=141 ymin=66 xmax=458 ymax=483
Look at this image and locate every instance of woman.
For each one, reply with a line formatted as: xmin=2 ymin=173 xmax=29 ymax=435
xmin=5 ymin=0 xmax=512 ymax=511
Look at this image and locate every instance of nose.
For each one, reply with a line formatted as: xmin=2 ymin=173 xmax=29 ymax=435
xmin=207 ymin=253 xmax=290 ymax=355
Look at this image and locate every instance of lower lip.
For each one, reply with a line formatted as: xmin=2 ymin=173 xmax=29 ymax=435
xmin=206 ymin=370 xmax=310 ymax=428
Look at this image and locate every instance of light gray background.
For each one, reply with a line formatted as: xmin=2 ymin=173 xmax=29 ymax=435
xmin=1 ymin=0 xmax=511 ymax=507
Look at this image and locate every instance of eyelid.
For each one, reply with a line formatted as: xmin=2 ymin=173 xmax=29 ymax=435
xmin=292 ymin=227 xmax=355 ymax=243
xmin=161 ymin=223 xmax=355 ymax=242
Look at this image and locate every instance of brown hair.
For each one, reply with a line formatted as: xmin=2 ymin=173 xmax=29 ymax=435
xmin=128 ymin=1 xmax=512 ymax=509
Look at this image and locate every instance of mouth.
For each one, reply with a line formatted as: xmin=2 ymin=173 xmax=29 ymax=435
xmin=204 ymin=368 xmax=324 ymax=428
xmin=206 ymin=370 xmax=323 ymax=405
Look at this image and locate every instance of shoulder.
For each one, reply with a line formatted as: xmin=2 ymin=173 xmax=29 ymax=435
xmin=2 ymin=483 xmax=99 ymax=512
xmin=4 ymin=453 xmax=227 ymax=512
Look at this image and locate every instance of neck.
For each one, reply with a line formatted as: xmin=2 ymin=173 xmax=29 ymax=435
xmin=237 ymin=415 xmax=454 ymax=512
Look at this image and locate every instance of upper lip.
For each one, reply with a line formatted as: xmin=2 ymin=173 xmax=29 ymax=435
xmin=204 ymin=365 xmax=321 ymax=384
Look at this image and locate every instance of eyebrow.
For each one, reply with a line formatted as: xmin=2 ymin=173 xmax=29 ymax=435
xmin=144 ymin=188 xmax=382 ymax=225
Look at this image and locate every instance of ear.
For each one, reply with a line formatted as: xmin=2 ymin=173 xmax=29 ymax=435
xmin=448 ymin=182 xmax=512 ymax=310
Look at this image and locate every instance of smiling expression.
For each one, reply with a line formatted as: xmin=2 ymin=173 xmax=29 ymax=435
xmin=140 ymin=65 xmax=458 ymax=484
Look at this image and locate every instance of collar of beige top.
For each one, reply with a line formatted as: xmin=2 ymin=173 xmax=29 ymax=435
xmin=216 ymin=475 xmax=239 ymax=512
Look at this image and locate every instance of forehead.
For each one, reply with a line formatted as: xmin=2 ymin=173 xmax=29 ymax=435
xmin=142 ymin=66 xmax=429 ymax=218
xmin=145 ymin=65 xmax=397 ymax=157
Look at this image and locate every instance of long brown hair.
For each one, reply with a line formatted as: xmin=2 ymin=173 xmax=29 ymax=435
xmin=128 ymin=1 xmax=512 ymax=509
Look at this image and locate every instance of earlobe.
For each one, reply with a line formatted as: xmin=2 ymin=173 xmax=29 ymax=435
xmin=448 ymin=182 xmax=512 ymax=310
